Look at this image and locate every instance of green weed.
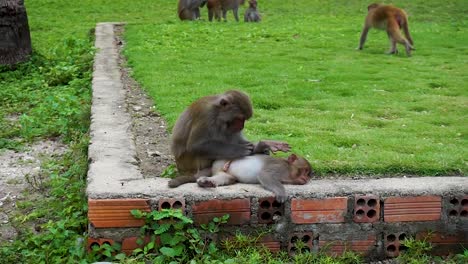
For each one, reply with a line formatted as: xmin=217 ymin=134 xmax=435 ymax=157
xmin=127 ymin=209 xmax=229 ymax=263
xmin=0 ymin=136 xmax=89 ymax=263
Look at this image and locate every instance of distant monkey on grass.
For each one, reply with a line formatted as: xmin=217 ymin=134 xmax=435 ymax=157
xmin=207 ymin=0 xmax=245 ymax=22
xmin=244 ymin=0 xmax=261 ymax=22
xmin=178 ymin=0 xmax=207 ymax=20
xmin=358 ymin=3 xmax=414 ymax=56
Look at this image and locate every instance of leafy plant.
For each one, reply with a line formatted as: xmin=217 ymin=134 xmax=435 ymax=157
xmin=397 ymin=234 xmax=433 ymax=264
xmin=454 ymin=248 xmax=468 ymax=263
xmin=130 ymin=208 xmax=229 ymax=263
xmin=160 ymin=164 xmax=178 ymax=178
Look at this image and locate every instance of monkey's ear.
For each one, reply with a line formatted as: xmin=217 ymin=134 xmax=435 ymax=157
xmin=287 ymin=154 xmax=298 ymax=164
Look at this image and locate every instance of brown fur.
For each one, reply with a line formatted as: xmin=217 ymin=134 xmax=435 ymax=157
xmin=169 ymin=90 xmax=254 ymax=187
xmin=207 ymin=0 xmax=245 ymax=22
xmin=178 ymin=0 xmax=207 ymax=20
xmin=358 ymin=3 xmax=414 ymax=56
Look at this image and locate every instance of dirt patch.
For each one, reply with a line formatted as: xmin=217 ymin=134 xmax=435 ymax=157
xmin=115 ymin=26 xmax=174 ymax=178
xmin=0 ymin=139 xmax=67 ymax=243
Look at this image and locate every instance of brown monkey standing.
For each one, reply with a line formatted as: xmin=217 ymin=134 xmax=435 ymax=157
xmin=244 ymin=0 xmax=261 ymax=22
xmin=169 ymin=90 xmax=290 ymax=188
xmin=358 ymin=3 xmax=414 ymax=56
xmin=207 ymin=0 xmax=245 ymax=22
xmin=197 ymin=153 xmax=312 ymax=202
xmin=178 ymin=0 xmax=207 ymax=20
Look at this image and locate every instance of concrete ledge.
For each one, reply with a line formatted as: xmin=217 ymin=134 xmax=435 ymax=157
xmin=87 ymin=22 xmax=142 ymax=196
xmin=86 ymin=23 xmax=468 ymax=259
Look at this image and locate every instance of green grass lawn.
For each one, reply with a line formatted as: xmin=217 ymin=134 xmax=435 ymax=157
xmin=122 ymin=0 xmax=467 ymax=176
xmin=2 ymin=0 xmax=465 ymax=176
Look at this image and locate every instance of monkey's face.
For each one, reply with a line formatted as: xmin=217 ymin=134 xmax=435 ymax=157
xmin=217 ymin=90 xmax=253 ymax=133
xmin=289 ymin=155 xmax=313 ymax=184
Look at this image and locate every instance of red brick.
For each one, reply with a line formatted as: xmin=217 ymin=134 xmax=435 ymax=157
xmin=88 ymin=199 xmax=151 ymax=228
xmin=258 ymin=235 xmax=281 ymax=253
xmin=384 ymin=232 xmax=408 ymax=257
xmin=447 ymin=196 xmax=468 ymax=219
xmin=87 ymin=238 xmax=114 ymax=252
xmin=291 ymin=197 xmax=347 ymax=224
xmin=159 ymin=198 xmax=185 ymax=211
xmin=121 ymin=236 xmax=155 ymax=255
xmin=384 ymin=196 xmax=441 ymax=222
xmin=353 ymin=195 xmax=380 ymax=223
xmin=258 ymin=197 xmax=284 ymax=224
xmin=192 ymin=199 xmax=250 ymax=225
xmin=319 ymin=235 xmax=376 ymax=256
xmin=417 ymin=232 xmax=468 ymax=255
xmin=288 ymin=232 xmax=313 ymax=255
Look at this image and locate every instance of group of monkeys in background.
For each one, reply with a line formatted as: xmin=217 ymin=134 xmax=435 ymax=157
xmin=168 ymin=90 xmax=312 ymax=202
xmin=178 ymin=0 xmax=261 ymax=22
xmin=178 ymin=1 xmax=415 ymax=56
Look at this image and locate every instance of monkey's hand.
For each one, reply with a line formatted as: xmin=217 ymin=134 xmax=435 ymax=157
xmin=276 ymin=194 xmax=287 ymax=204
xmin=197 ymin=177 xmax=217 ymax=188
xmin=261 ymin=140 xmax=290 ymax=153
xmin=243 ymin=142 xmax=255 ymax=155
xmin=295 ymin=174 xmax=311 ymax=185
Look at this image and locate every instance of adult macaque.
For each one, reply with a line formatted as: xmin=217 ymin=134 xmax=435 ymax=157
xmin=197 ymin=154 xmax=312 ymax=202
xmin=178 ymin=0 xmax=207 ymax=20
xmin=244 ymin=0 xmax=261 ymax=22
xmin=168 ymin=90 xmax=290 ymax=188
xmin=358 ymin=3 xmax=414 ymax=56
xmin=207 ymin=0 xmax=245 ymax=22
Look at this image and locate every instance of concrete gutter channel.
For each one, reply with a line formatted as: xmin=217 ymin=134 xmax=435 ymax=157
xmin=87 ymin=23 xmax=468 ymax=259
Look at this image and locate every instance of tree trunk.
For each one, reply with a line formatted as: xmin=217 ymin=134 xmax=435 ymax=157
xmin=0 ymin=0 xmax=32 ymax=65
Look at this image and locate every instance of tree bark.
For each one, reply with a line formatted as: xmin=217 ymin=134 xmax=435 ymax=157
xmin=0 ymin=0 xmax=32 ymax=65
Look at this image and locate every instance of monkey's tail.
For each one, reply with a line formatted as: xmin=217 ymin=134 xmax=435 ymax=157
xmin=168 ymin=176 xmax=197 ymax=188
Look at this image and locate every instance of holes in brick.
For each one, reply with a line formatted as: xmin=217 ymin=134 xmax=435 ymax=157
xmin=357 ymin=198 xmax=366 ymax=206
xmin=102 ymin=241 xmax=111 ymax=246
xmin=289 ymin=245 xmax=310 ymax=255
xmin=398 ymin=233 xmax=406 ymax=241
xmin=387 ymin=234 xmax=396 ymax=242
xmin=461 ymin=210 xmax=468 ymax=217
xmin=272 ymin=200 xmax=282 ymax=208
xmin=290 ymin=247 xmax=297 ymax=254
xmin=172 ymin=201 xmax=183 ymax=209
xmin=89 ymin=242 xmax=100 ymax=249
xmin=258 ymin=198 xmax=284 ymax=224
xmin=387 ymin=245 xmax=396 ymax=253
xmin=450 ymin=198 xmax=459 ymax=206
xmin=449 ymin=210 xmax=459 ymax=217
xmin=260 ymin=200 xmax=271 ymax=209
xmin=367 ymin=209 xmax=377 ymax=218
xmin=302 ymin=235 xmax=311 ymax=243
xmin=290 ymin=236 xmax=299 ymax=243
xmin=356 ymin=209 xmax=365 ymax=218
xmin=399 ymin=245 xmax=408 ymax=252
xmin=261 ymin=212 xmax=272 ymax=221
xmin=161 ymin=201 xmax=171 ymax=209
xmin=462 ymin=199 xmax=468 ymax=206
xmin=367 ymin=199 xmax=377 ymax=207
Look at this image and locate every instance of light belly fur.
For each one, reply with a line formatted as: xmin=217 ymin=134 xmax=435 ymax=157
xmin=212 ymin=155 xmax=264 ymax=184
